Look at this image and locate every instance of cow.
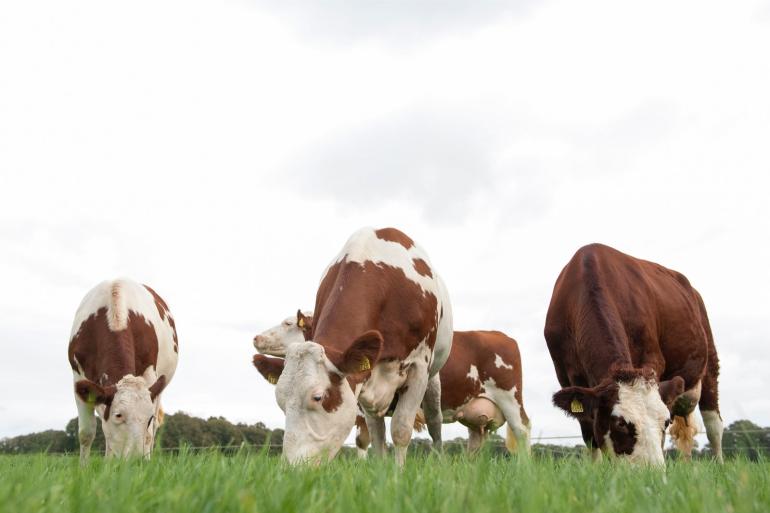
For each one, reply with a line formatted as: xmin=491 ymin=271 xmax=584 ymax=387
xmin=544 ymin=243 xmax=723 ymax=465
xmin=252 ymin=227 xmax=453 ymax=465
xmin=68 ymin=279 xmax=178 ymax=463
xmin=254 ymin=314 xmax=529 ymax=456
xmin=253 ymin=310 xmax=426 ymax=458
xmin=253 ymin=310 xmax=313 ymax=356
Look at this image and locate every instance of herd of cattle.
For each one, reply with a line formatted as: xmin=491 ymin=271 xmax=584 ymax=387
xmin=68 ymin=227 xmax=723 ymax=467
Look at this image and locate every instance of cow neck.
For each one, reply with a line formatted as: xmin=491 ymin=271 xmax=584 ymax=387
xmin=97 ymin=327 xmax=138 ymax=386
xmin=576 ymin=309 xmax=634 ymax=387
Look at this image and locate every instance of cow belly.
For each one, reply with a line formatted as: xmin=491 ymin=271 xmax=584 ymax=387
xmin=453 ymin=397 xmax=505 ymax=431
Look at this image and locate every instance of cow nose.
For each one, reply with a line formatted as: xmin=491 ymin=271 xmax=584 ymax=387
xmin=253 ymin=335 xmax=264 ymax=349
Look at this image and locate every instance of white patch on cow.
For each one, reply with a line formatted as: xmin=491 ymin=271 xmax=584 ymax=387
xmin=467 ymin=365 xmax=480 ymax=382
xmin=610 ymin=378 xmax=670 ymax=466
xmin=322 ymin=227 xmax=437 ymax=296
xmin=254 ymin=311 xmax=312 ymax=357
xmin=494 ymin=354 xmax=513 ymax=370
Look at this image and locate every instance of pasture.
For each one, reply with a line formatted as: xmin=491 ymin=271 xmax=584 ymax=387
xmin=2 ymin=450 xmax=767 ymax=513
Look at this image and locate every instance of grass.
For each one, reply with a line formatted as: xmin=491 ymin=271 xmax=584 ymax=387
xmin=1 ymin=449 xmax=768 ymax=513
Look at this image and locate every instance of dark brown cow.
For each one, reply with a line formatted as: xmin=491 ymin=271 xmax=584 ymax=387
xmin=545 ymin=243 xmax=722 ymax=465
xmin=252 ymin=227 xmax=453 ymax=465
xmin=68 ymin=279 xmax=178 ymax=463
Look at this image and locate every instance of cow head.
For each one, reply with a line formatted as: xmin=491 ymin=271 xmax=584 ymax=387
xmin=253 ymin=331 xmax=383 ymax=464
xmin=253 ymin=310 xmax=313 ymax=357
xmin=553 ymin=367 xmax=683 ymax=465
xmin=75 ymin=374 xmax=167 ymax=458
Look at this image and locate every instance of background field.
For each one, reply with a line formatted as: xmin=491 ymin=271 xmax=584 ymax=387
xmin=2 ymin=451 xmax=768 ymax=513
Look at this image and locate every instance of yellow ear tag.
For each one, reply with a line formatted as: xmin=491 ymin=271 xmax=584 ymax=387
xmin=570 ymin=398 xmax=584 ymax=413
xmin=298 ymin=318 xmax=305 ymax=329
xmin=267 ymin=374 xmax=278 ymax=385
xmin=358 ymin=357 xmax=371 ymax=372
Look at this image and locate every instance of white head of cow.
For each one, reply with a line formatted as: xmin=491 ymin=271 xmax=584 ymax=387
xmin=252 ymin=331 xmax=383 ymax=464
xmin=75 ymin=374 xmax=167 ymax=458
xmin=553 ymin=367 xmax=683 ymax=465
xmin=253 ymin=310 xmax=313 ymax=357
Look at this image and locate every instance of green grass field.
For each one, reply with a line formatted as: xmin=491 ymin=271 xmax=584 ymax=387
xmin=1 ymin=450 xmax=768 ymax=513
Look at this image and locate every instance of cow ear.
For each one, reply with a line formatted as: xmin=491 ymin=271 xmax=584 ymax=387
xmin=149 ymin=375 xmax=167 ymax=401
xmin=253 ymin=354 xmax=285 ymax=385
xmin=296 ymin=310 xmax=312 ymax=339
xmin=337 ymin=330 xmax=383 ymax=375
xmin=658 ymin=376 xmax=685 ymax=410
xmin=553 ymin=386 xmax=599 ymax=420
xmin=75 ymin=379 xmax=116 ymax=406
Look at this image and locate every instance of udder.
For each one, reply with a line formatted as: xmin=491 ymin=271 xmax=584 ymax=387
xmin=455 ymin=397 xmax=505 ymax=431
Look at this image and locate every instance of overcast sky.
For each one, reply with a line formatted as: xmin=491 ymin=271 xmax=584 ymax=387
xmin=1 ymin=1 xmax=769 ymax=447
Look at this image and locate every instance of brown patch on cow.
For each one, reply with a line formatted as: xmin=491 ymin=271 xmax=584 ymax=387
xmin=144 ymin=285 xmax=178 ymax=353
xmin=439 ymin=331 xmax=525 ymax=413
xmin=322 ymin=373 xmax=344 ymax=413
xmin=69 ymin=308 xmax=161 ymax=388
xmin=252 ymin=354 xmax=285 ymax=384
xmin=312 ymin=260 xmax=439 ymax=365
xmin=374 ymin=227 xmax=414 ymax=249
xmin=412 ymin=258 xmax=433 ymax=277
xmin=544 ymin=243 xmax=719 ymax=452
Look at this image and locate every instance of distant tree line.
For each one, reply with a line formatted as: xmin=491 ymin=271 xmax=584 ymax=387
xmin=0 ymin=412 xmax=283 ymax=455
xmin=2 ymin=417 xmax=768 ymax=460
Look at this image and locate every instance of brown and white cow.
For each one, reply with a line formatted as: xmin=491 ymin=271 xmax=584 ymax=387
xmin=252 ymin=227 xmax=452 ymax=465
xmin=544 ymin=244 xmax=723 ymax=465
xmin=254 ymin=315 xmax=529 ymax=456
xmin=68 ymin=279 xmax=178 ymax=463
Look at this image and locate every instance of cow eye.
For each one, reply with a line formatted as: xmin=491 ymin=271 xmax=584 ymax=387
xmin=115 ymin=412 xmax=123 ymax=419
xmin=312 ymin=393 xmax=323 ymax=402
xmin=147 ymin=415 xmax=155 ymax=428
xmin=664 ymin=418 xmax=671 ymax=429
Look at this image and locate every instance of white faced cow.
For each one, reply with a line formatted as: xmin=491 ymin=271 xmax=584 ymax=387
xmin=253 ymin=227 xmax=453 ymax=465
xmin=68 ymin=279 xmax=178 ymax=463
xmin=254 ymin=315 xmax=530 ymax=456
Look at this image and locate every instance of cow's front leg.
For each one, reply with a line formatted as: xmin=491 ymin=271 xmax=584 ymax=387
xmin=422 ymin=373 xmax=443 ymax=452
xmin=75 ymin=397 xmax=96 ymax=466
xmin=391 ymin=362 xmax=429 ymax=466
xmin=365 ymin=412 xmax=387 ymax=457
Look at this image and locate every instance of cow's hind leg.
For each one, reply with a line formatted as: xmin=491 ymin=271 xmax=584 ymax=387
xmin=76 ymin=396 xmax=96 ymax=466
xmin=467 ymin=426 xmax=486 ymax=453
xmin=700 ymin=368 xmax=724 ymax=463
xmin=391 ymin=363 xmax=429 ymax=466
xmin=365 ymin=413 xmax=386 ymax=457
xmin=422 ymin=373 xmax=443 ymax=452
xmin=355 ymin=417 xmax=371 ymax=459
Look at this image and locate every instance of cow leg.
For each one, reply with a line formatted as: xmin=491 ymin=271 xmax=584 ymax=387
xmin=75 ymin=396 xmax=96 ymax=466
xmin=702 ymin=410 xmax=724 ymax=463
xmin=493 ymin=388 xmax=531 ymax=457
xmin=391 ymin=363 xmax=429 ymax=466
xmin=421 ymin=373 xmax=443 ymax=452
xmin=365 ymin=413 xmax=387 ymax=457
xmin=467 ymin=426 xmax=485 ymax=453
xmin=355 ymin=418 xmax=371 ymax=459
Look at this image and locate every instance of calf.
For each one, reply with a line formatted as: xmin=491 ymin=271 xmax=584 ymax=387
xmin=544 ymin=244 xmax=723 ymax=465
xmin=252 ymin=227 xmax=452 ymax=465
xmin=68 ymin=279 xmax=178 ymax=463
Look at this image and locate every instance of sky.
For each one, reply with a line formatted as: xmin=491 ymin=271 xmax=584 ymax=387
xmin=1 ymin=0 xmax=769 ymax=448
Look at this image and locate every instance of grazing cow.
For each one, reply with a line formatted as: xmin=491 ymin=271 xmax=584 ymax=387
xmin=544 ymin=244 xmax=722 ymax=465
xmin=253 ymin=310 xmax=426 ymax=458
xmin=252 ymin=227 xmax=452 ymax=465
xmin=68 ymin=279 xmax=178 ymax=463
xmin=254 ymin=314 xmax=529 ymax=456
